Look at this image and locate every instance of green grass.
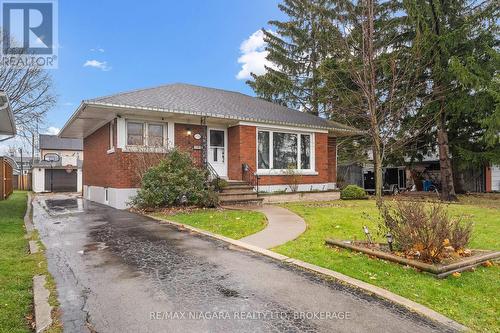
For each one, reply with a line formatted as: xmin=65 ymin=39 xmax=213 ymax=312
xmin=0 ymin=192 xmax=61 ymax=333
xmin=0 ymin=191 xmax=35 ymax=332
xmin=153 ymin=209 xmax=267 ymax=239
xmin=275 ymin=199 xmax=500 ymax=333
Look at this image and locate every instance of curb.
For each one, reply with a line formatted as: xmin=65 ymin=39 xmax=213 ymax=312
xmin=148 ymin=214 xmax=468 ymax=332
xmin=26 ymin=193 xmax=53 ymax=333
xmin=33 ymin=275 xmax=53 ymax=333
xmin=24 ymin=192 xmax=34 ymax=234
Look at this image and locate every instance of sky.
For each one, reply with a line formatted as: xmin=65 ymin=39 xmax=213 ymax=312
xmin=1 ymin=0 xmax=283 ymax=154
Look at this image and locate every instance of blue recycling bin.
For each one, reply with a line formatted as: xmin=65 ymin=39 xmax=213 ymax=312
xmin=423 ymin=180 xmax=432 ymax=192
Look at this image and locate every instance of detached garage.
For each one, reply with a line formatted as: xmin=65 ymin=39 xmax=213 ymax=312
xmin=44 ymin=169 xmax=78 ymax=192
xmin=32 ymin=134 xmax=83 ymax=193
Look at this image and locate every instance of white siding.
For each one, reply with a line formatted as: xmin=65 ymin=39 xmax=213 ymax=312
xmin=84 ymin=185 xmax=138 ymax=209
xmin=32 ymin=168 xmax=45 ymax=193
xmin=492 ymin=165 xmax=500 ymax=192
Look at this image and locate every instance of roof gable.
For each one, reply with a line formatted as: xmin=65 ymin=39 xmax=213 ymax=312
xmin=40 ymin=134 xmax=83 ymax=150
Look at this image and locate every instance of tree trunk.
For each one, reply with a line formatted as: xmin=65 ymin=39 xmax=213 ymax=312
xmin=437 ymin=99 xmax=457 ymax=201
xmin=372 ymin=138 xmax=383 ymax=207
xmin=365 ymin=0 xmax=383 ymax=206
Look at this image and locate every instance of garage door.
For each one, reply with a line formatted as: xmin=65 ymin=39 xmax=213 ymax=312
xmin=45 ymin=169 xmax=77 ymax=192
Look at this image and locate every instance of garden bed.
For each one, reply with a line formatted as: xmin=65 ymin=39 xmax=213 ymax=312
xmin=325 ymin=238 xmax=500 ymax=278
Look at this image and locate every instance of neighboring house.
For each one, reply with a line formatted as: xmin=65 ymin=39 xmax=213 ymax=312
xmin=0 ymin=91 xmax=15 ymax=200
xmin=486 ymin=165 xmax=500 ymax=192
xmin=339 ymin=151 xmax=493 ymax=193
xmin=32 ymin=134 xmax=83 ymax=193
xmin=60 ymin=83 xmax=358 ymax=209
xmin=10 ymin=156 xmax=37 ymax=175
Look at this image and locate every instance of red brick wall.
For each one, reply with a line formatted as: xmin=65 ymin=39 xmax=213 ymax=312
xmin=228 ymin=125 xmax=256 ymax=180
xmin=328 ymin=136 xmax=337 ymax=182
xmin=83 ymin=123 xmax=125 ymax=188
xmin=174 ymin=123 xmax=205 ymax=165
xmin=84 ymin=122 xmax=338 ymax=189
xmin=84 ymin=122 xmax=159 ymax=188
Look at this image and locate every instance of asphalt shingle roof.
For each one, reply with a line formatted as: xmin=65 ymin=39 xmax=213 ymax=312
xmin=40 ymin=134 xmax=83 ymax=150
xmin=87 ymin=83 xmax=357 ymax=132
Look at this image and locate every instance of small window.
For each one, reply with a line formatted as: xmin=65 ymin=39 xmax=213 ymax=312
xmin=148 ymin=124 xmax=164 ymax=146
xmin=104 ymin=188 xmax=109 ymax=203
xmin=127 ymin=122 xmax=144 ymax=145
xmin=210 ymin=130 xmax=224 ymax=147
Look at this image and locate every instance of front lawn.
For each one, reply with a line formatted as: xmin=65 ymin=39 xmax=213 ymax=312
xmin=0 ymin=192 xmax=61 ymax=333
xmin=153 ymin=209 xmax=267 ymax=239
xmin=275 ymin=199 xmax=500 ymax=332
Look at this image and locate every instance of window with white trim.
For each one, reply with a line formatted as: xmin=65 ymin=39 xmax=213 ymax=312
xmin=126 ymin=121 xmax=167 ymax=147
xmin=257 ymin=130 xmax=313 ymax=170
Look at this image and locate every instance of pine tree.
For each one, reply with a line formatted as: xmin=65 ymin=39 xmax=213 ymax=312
xmin=247 ymin=0 xmax=336 ymax=116
xmin=405 ymin=0 xmax=499 ymax=199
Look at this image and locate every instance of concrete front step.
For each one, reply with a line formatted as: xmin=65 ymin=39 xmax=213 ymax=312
xmin=219 ymin=192 xmax=259 ymax=201
xmin=220 ymin=180 xmax=261 ymax=205
xmin=219 ymin=197 xmax=264 ymax=205
xmin=226 ymin=180 xmax=249 ymax=185
xmin=222 ymin=185 xmax=255 ymax=192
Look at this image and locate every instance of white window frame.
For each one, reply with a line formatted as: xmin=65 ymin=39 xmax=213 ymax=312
xmin=256 ymin=128 xmax=317 ymax=176
xmin=124 ymin=119 xmax=169 ymax=150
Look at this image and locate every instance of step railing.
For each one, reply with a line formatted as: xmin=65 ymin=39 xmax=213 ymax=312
xmin=206 ymin=162 xmax=222 ymax=192
xmin=242 ymin=163 xmax=260 ymax=195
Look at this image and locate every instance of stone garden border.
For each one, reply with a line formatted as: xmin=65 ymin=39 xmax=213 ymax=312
xmin=325 ymin=239 xmax=500 ymax=278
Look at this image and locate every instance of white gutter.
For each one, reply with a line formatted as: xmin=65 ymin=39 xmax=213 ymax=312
xmin=0 ymin=90 xmax=16 ymax=137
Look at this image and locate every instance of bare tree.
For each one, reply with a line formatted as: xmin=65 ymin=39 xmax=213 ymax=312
xmin=323 ymin=0 xmax=433 ymax=205
xmin=128 ymin=146 xmax=170 ymax=185
xmin=0 ymin=37 xmax=56 ymax=141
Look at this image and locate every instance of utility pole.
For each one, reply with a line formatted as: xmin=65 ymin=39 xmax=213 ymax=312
xmin=32 ymin=132 xmax=35 ymax=168
xmin=19 ymin=148 xmax=23 ymax=190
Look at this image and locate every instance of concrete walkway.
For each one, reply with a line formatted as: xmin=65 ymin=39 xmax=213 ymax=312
xmin=239 ymin=205 xmax=307 ymax=249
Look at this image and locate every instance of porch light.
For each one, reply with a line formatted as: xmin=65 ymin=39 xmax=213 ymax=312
xmin=386 ymin=233 xmax=394 ymax=252
xmin=186 ymin=128 xmax=192 ymax=136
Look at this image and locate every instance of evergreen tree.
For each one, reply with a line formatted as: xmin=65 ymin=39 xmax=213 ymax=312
xmin=247 ymin=0 xmax=336 ymax=116
xmin=405 ymin=0 xmax=499 ymax=199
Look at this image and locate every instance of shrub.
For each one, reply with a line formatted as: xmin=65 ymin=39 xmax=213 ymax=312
xmin=379 ymin=200 xmax=473 ymax=262
xmin=131 ymin=149 xmax=219 ymax=209
xmin=210 ymin=178 xmax=228 ymax=191
xmin=340 ymin=185 xmax=367 ymax=200
xmin=284 ymin=164 xmax=301 ymax=192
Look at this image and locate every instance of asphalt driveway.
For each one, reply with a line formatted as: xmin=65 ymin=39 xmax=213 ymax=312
xmin=33 ymin=194 xmax=454 ymax=333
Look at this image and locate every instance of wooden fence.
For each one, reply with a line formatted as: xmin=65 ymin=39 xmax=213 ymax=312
xmin=13 ymin=174 xmax=32 ymax=191
xmin=0 ymin=157 xmax=13 ymax=200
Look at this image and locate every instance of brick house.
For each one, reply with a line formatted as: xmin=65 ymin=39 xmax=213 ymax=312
xmin=59 ymin=83 xmax=357 ymax=209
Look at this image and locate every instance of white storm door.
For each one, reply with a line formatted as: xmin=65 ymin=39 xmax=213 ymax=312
xmin=207 ymin=128 xmax=227 ymax=178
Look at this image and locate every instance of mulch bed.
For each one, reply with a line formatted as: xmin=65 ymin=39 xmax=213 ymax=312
xmin=325 ymin=239 xmax=499 ymax=278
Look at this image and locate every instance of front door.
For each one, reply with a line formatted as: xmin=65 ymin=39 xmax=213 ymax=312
xmin=207 ymin=128 xmax=227 ymax=178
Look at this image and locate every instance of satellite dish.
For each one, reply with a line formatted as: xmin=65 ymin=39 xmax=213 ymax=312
xmin=43 ymin=153 xmax=60 ymax=162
